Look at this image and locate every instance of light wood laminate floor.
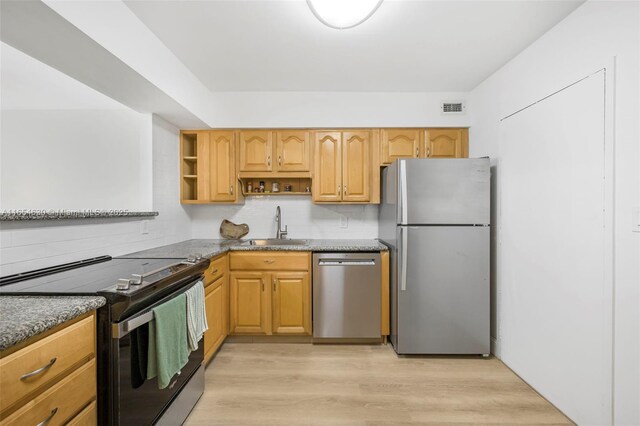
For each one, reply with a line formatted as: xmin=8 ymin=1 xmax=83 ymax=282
xmin=185 ymin=343 xmax=573 ymax=425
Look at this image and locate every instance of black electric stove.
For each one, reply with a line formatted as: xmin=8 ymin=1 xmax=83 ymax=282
xmin=0 ymin=255 xmax=211 ymax=425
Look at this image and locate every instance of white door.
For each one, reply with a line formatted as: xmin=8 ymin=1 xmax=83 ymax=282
xmin=499 ymin=71 xmax=612 ymax=425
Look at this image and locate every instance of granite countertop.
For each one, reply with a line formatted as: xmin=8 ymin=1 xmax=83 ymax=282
xmin=0 ymin=296 xmax=106 ymax=351
xmin=122 ymin=239 xmax=388 ymax=259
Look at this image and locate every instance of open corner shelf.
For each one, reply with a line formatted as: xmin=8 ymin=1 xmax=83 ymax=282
xmin=181 ymin=132 xmax=200 ymax=202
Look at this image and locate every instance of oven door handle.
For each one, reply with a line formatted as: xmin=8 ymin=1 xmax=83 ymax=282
xmin=112 ymin=311 xmax=154 ymax=339
xmin=111 ymin=276 xmax=203 ymax=339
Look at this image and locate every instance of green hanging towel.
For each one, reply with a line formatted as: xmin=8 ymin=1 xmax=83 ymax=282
xmin=147 ymin=293 xmax=190 ymax=389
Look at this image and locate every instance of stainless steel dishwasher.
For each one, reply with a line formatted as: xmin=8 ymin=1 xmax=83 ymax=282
xmin=313 ymin=252 xmax=381 ymax=339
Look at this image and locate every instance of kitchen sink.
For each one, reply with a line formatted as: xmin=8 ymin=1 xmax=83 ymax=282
xmin=248 ymin=239 xmax=308 ymax=246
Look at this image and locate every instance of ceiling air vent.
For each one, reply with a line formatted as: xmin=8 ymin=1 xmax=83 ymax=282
xmin=441 ymin=101 xmax=466 ymax=115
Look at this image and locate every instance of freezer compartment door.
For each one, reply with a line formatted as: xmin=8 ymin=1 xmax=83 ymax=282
xmin=400 ymin=158 xmax=490 ymax=225
xmin=395 ymin=226 xmax=489 ymax=354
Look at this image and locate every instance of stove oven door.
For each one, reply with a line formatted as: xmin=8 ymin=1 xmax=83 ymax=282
xmin=107 ymin=282 xmax=205 ymax=425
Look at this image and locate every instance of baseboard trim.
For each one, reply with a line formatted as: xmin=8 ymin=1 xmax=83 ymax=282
xmin=226 ymin=335 xmax=313 ymax=343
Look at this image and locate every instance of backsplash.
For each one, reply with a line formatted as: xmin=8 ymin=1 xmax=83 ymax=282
xmin=189 ymin=197 xmax=379 ymax=240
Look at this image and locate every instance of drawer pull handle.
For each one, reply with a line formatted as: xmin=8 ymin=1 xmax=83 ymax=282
xmin=264 ymin=260 xmax=275 ymax=264
xmin=211 ymin=269 xmax=219 ymax=274
xmin=36 ymin=407 xmax=58 ymax=426
xmin=20 ymin=358 xmax=57 ymax=381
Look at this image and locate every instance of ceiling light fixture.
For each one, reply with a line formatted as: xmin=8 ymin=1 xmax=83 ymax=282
xmin=306 ymin=0 xmax=384 ymax=30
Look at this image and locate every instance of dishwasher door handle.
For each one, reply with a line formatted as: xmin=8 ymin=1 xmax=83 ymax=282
xmin=318 ymin=260 xmax=376 ymax=266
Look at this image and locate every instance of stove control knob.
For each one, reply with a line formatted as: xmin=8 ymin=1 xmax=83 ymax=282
xmin=116 ymin=279 xmax=131 ymax=291
xmin=194 ymin=253 xmax=203 ymax=261
xmin=186 ymin=255 xmax=196 ymax=263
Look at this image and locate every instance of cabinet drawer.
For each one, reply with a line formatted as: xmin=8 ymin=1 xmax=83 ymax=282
xmin=1 ymin=359 xmax=96 ymax=426
xmin=230 ymin=252 xmax=310 ymax=271
xmin=66 ymin=400 xmax=96 ymax=426
xmin=0 ymin=315 xmax=95 ymax=413
xmin=204 ymin=255 xmax=226 ymax=285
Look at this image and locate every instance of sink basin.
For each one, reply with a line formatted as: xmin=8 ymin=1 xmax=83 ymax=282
xmin=249 ymin=239 xmax=308 ymax=246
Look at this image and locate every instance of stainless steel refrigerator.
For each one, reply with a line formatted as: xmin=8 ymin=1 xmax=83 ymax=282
xmin=379 ymin=158 xmax=490 ymax=355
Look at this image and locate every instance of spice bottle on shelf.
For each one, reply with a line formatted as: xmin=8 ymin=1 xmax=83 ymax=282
xmin=246 ymin=182 xmax=253 ymax=193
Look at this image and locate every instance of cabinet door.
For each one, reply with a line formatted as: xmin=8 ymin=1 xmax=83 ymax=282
xmin=425 ymin=128 xmax=468 ymax=158
xmin=195 ymin=131 xmax=211 ymax=200
xmin=229 ymin=271 xmax=271 ymax=334
xmin=275 ymin=130 xmax=310 ymax=172
xmin=342 ymin=131 xmax=370 ymax=202
xmin=204 ymin=277 xmax=225 ymax=362
xmin=312 ymin=132 xmax=342 ymax=202
xmin=209 ymin=131 xmax=237 ymax=201
xmin=381 ymin=129 xmax=420 ymax=164
xmin=272 ymin=272 xmax=311 ymax=335
xmin=239 ymin=130 xmax=273 ymax=172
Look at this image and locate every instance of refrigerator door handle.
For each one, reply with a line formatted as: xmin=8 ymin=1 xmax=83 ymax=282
xmin=399 ymin=161 xmax=408 ymax=224
xmin=400 ymin=227 xmax=408 ymax=291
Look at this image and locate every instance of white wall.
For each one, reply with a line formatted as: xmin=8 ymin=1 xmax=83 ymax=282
xmin=468 ymin=1 xmax=639 ymax=424
xmin=0 ymin=109 xmax=151 ymax=211
xmin=0 ymin=42 xmax=153 ymax=211
xmin=0 ymin=114 xmax=191 ymax=275
xmin=203 ymin=91 xmax=470 ymax=128
xmin=190 ymin=197 xmax=378 ymax=240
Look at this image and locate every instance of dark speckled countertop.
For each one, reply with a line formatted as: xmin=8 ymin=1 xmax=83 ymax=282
xmin=0 ymin=296 xmax=106 ymax=351
xmin=0 ymin=239 xmax=386 ymax=351
xmin=121 ymin=239 xmax=388 ymax=259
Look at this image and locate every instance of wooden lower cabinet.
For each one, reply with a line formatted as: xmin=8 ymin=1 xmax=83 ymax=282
xmin=229 ymin=252 xmax=311 ymax=336
xmin=0 ymin=313 xmax=97 ymax=426
xmin=2 ymin=359 xmax=96 ymax=426
xmin=203 ymin=254 xmax=229 ymax=364
xmin=272 ymin=272 xmax=311 ymax=335
xmin=204 ymin=276 xmax=228 ymax=363
xmin=229 ymin=271 xmax=271 ymax=335
xmin=66 ymin=400 xmax=97 ymax=426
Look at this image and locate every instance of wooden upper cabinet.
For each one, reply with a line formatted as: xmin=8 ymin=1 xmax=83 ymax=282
xmin=229 ymin=271 xmax=271 ymax=335
xmin=342 ymin=131 xmax=370 ymax=202
xmin=239 ymin=130 xmax=273 ymax=172
xmin=381 ymin=129 xmax=421 ymax=165
xmin=275 ymin=131 xmax=310 ymax=172
xmin=313 ymin=132 xmax=342 ymax=202
xmin=271 ymin=272 xmax=311 ymax=335
xmin=194 ymin=131 xmax=211 ymax=200
xmin=209 ymin=131 xmax=237 ymax=202
xmin=425 ymin=128 xmax=469 ymax=158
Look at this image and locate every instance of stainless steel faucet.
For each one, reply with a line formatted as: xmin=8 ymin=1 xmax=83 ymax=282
xmin=275 ymin=206 xmax=288 ymax=239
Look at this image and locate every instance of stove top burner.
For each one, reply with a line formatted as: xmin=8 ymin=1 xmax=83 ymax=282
xmin=111 ymin=259 xmax=199 ymax=292
xmin=0 ymin=256 xmax=207 ymax=296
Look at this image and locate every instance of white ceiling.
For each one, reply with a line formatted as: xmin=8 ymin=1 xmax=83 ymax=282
xmin=125 ymin=0 xmax=583 ymax=92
